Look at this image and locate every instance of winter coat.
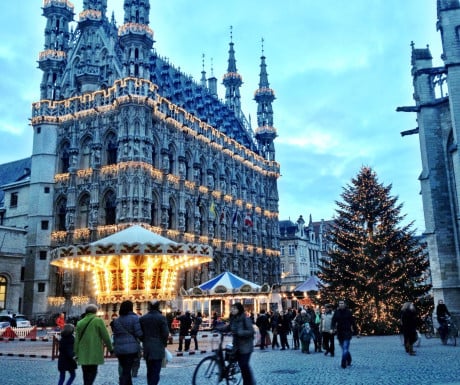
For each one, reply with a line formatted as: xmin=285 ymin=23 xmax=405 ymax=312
xmin=112 ymin=312 xmax=143 ymax=356
xmin=227 ymin=313 xmax=254 ymax=355
xmin=255 ymin=313 xmax=270 ymax=332
xmin=139 ymin=309 xmax=169 ymax=361
xmin=320 ymin=311 xmax=334 ymax=333
xmin=299 ymin=322 xmax=314 ymax=342
xmin=74 ymin=313 xmax=113 ymax=366
xmin=58 ymin=331 xmax=77 ymax=371
xmin=177 ymin=313 xmax=192 ymax=335
xmin=190 ymin=316 xmax=202 ymax=335
xmin=331 ymin=308 xmax=356 ymax=342
xmin=401 ymin=308 xmax=418 ymax=344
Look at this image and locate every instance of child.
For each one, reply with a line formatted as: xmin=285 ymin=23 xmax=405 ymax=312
xmin=57 ymin=323 xmax=77 ymax=385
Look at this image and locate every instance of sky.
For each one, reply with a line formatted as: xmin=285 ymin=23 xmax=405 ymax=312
xmin=0 ymin=1 xmax=443 ymax=234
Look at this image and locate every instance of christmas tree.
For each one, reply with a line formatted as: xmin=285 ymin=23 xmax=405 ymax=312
xmin=318 ymin=166 xmax=431 ymax=335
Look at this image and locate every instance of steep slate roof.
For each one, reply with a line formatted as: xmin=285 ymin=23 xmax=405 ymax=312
xmin=0 ymin=157 xmax=31 ymax=205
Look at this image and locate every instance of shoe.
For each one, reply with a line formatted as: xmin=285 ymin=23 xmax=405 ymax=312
xmin=280 ymin=348 xmax=285 ymax=350
xmin=346 ymin=354 xmax=352 ymax=366
xmin=331 ymin=353 xmax=334 ymax=357
xmin=341 ymin=359 xmax=347 ymax=369
xmin=324 ymin=351 xmax=329 ymax=356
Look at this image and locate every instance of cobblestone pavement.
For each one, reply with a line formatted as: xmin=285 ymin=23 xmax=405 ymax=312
xmin=0 ymin=334 xmax=459 ymax=385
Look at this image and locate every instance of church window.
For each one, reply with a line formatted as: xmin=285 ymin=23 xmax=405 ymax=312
xmin=77 ymin=194 xmax=90 ymax=228
xmin=56 ymin=199 xmax=67 ymax=231
xmin=80 ymin=138 xmax=91 ymax=169
xmin=103 ymin=190 xmax=116 ymax=225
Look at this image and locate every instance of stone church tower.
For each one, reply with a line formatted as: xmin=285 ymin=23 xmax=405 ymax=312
xmin=398 ymin=0 xmax=460 ymax=315
xmin=24 ymin=0 xmax=280 ymax=316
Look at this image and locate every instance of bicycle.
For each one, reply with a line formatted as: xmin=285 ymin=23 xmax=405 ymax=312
xmin=440 ymin=316 xmax=458 ymax=346
xmin=421 ymin=315 xmax=435 ymax=339
xmin=192 ymin=331 xmax=242 ymax=385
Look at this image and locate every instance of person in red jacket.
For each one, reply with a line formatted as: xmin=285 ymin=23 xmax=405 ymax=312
xmin=56 ymin=312 xmax=66 ymax=331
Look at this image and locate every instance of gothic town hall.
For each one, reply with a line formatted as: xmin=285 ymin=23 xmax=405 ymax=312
xmin=0 ymin=0 xmax=281 ymax=317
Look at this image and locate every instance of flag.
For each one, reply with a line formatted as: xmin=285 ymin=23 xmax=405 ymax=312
xmin=209 ymin=199 xmax=217 ymax=219
xmin=232 ymin=209 xmax=238 ymax=227
xmin=244 ymin=211 xmax=253 ymax=227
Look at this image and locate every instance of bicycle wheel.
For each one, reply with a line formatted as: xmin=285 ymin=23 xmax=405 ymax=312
xmin=226 ymin=361 xmax=242 ymax=385
xmin=192 ymin=356 xmax=222 ymax=385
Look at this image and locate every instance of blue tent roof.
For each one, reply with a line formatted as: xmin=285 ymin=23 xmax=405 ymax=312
xmin=199 ymin=272 xmax=260 ymax=292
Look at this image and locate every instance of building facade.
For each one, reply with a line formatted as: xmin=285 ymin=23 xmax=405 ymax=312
xmin=398 ymin=0 xmax=460 ymax=314
xmin=278 ymin=215 xmax=330 ymax=288
xmin=0 ymin=0 xmax=281 ymax=317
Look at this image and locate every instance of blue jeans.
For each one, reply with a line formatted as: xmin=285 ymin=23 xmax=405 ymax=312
xmin=237 ymin=352 xmax=255 ymax=385
xmin=58 ymin=370 xmax=76 ymax=385
xmin=339 ymin=338 xmax=351 ymax=365
xmin=146 ymin=359 xmax=163 ymax=385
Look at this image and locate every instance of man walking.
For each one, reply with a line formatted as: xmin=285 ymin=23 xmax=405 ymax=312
xmin=331 ymin=300 xmax=356 ymax=369
xmin=140 ymin=300 xmax=170 ymax=385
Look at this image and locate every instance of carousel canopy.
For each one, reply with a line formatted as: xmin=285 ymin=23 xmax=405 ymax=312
xmin=294 ymin=275 xmax=322 ymax=292
xmin=50 ymin=225 xmax=213 ymax=303
xmin=196 ymin=272 xmax=261 ymax=294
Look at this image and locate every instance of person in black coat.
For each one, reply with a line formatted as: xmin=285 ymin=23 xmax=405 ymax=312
xmin=401 ymin=302 xmax=418 ymax=355
xmin=57 ymin=323 xmax=77 ymax=385
xmin=331 ymin=300 xmax=356 ymax=368
xmin=436 ymin=299 xmax=451 ymax=342
xmin=176 ymin=310 xmax=192 ymax=352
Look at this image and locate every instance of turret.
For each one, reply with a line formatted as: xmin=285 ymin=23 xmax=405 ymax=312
xmin=222 ymin=27 xmax=243 ymax=117
xmin=119 ymin=0 xmax=154 ymax=79
xmin=254 ymin=39 xmax=277 ymax=161
xmin=39 ymin=0 xmax=74 ymax=100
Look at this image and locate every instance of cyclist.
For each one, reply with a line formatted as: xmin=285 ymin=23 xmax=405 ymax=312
xmin=218 ymin=302 xmax=255 ymax=385
xmin=436 ymin=299 xmax=451 ymax=342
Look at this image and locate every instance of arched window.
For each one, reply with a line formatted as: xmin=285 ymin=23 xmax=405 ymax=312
xmin=103 ymin=190 xmax=116 ymax=225
xmin=106 ymin=135 xmax=117 ymax=165
xmin=60 ymin=142 xmax=70 ymax=173
xmin=80 ymin=138 xmax=92 ymax=169
xmin=55 ymin=198 xmax=67 ymax=231
xmin=0 ymin=276 xmax=7 ymax=310
xmin=77 ymin=194 xmax=90 ymax=228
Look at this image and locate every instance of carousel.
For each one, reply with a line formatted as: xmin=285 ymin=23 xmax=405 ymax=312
xmin=181 ymin=271 xmax=274 ymax=318
xmin=50 ymin=225 xmax=213 ymax=315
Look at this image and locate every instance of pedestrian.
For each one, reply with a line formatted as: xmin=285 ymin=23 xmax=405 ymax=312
xmin=175 ymin=310 xmax=193 ymax=352
xmin=320 ymin=304 xmax=335 ymax=357
xmin=56 ymin=312 xmax=66 ymax=331
xmin=111 ymin=300 xmax=143 ymax=385
xmin=57 ymin=323 xmax=77 ymax=385
xmin=270 ymin=311 xmax=280 ymax=349
xmin=290 ymin=309 xmax=300 ymax=350
xmin=74 ymin=304 xmax=114 ymax=385
xmin=331 ymin=300 xmax=356 ymax=368
xmin=219 ymin=302 xmax=255 ymax=385
xmin=255 ymin=309 xmax=270 ymax=350
xmin=277 ymin=311 xmax=291 ymax=350
xmin=139 ymin=300 xmax=170 ymax=385
xmin=312 ymin=307 xmax=322 ymax=352
xmin=436 ymin=299 xmax=451 ymax=343
xmin=190 ymin=311 xmax=203 ymax=351
xmin=401 ymin=302 xmax=418 ymax=355
xmin=295 ymin=309 xmax=311 ymax=353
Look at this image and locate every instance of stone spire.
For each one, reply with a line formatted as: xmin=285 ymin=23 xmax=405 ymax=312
xmin=223 ymin=26 xmax=243 ymax=117
xmin=254 ymin=38 xmax=277 ymax=161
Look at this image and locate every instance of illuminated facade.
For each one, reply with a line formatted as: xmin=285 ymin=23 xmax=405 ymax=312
xmin=20 ymin=0 xmax=280 ymax=316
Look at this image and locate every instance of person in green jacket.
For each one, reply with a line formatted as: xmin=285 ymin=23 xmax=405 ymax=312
xmin=75 ymin=304 xmax=114 ymax=385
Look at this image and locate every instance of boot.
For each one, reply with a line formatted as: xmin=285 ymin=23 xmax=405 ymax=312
xmin=404 ymin=342 xmax=410 ymax=353
xmin=409 ymin=345 xmax=416 ymax=356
